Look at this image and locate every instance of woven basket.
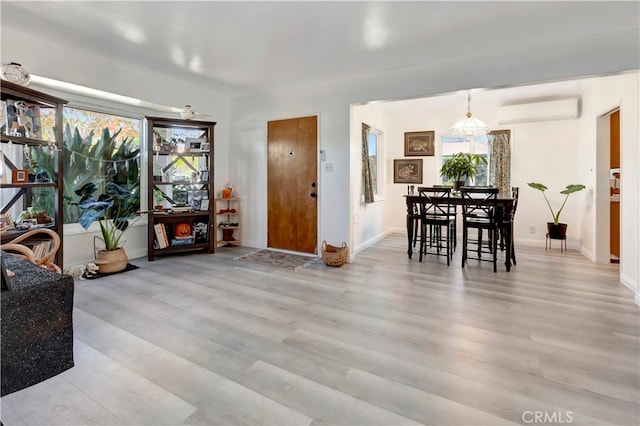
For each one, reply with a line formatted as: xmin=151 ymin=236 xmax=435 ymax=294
xmin=321 ymin=241 xmax=347 ymax=267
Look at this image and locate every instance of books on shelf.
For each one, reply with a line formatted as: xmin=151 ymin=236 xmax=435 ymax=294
xmin=193 ymin=221 xmax=208 ymax=243
xmin=153 ymin=223 xmax=169 ymax=249
xmin=171 ymin=237 xmax=193 ymax=246
xmin=171 ymin=206 xmax=191 ymax=213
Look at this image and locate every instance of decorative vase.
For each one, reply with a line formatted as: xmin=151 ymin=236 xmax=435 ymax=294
xmin=95 ymin=247 xmax=127 ymax=273
xmin=453 ymin=180 xmax=466 ymax=192
xmin=0 ymin=62 xmax=31 ymax=86
xmin=180 ymin=105 xmax=195 ymax=120
xmin=222 ymin=229 xmax=235 ymax=241
xmin=547 ymin=222 xmax=568 ymax=239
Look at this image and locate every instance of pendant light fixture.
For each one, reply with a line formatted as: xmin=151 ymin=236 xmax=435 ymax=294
xmin=449 ymin=92 xmax=488 ymax=138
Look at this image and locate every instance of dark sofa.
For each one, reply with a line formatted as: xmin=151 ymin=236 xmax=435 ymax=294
xmin=1 ymin=252 xmax=74 ymax=396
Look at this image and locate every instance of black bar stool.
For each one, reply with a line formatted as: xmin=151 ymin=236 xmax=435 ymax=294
xmin=460 ymin=186 xmax=499 ymax=272
xmin=417 ymin=187 xmax=456 ymax=265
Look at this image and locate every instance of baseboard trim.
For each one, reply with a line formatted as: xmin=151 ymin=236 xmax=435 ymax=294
xmin=620 ymin=272 xmax=639 ymax=306
xmin=350 ymin=229 xmax=393 ymax=262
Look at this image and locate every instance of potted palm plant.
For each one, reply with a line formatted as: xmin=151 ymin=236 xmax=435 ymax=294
xmin=527 ymin=182 xmax=586 ymax=239
xmin=77 ymin=182 xmax=139 ymax=273
xmin=440 ymin=152 xmax=487 ymax=191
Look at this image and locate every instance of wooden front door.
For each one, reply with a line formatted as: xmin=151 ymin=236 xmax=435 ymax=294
xmin=267 ymin=116 xmax=318 ymax=253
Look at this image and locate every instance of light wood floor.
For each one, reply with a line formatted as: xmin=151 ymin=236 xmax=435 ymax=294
xmin=2 ymin=234 xmax=638 ymax=426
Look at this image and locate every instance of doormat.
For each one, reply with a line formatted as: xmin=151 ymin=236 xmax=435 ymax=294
xmin=85 ymin=263 xmax=139 ymax=280
xmin=235 ymin=249 xmax=318 ymax=271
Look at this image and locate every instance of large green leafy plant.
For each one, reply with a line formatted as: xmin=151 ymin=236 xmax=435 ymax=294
xmin=63 ymin=124 xmax=139 ymax=224
xmin=527 ymin=182 xmax=586 ymax=224
xmin=19 ymin=145 xmax=56 ymax=216
xmin=440 ymin=152 xmax=487 ymax=182
xmin=76 ymin=182 xmax=139 ymax=251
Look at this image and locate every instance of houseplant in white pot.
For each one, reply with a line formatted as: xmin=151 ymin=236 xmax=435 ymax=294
xmin=527 ymin=182 xmax=586 ymax=239
xmin=77 ymin=182 xmax=139 ymax=273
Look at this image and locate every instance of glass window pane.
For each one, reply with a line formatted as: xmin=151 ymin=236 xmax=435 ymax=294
xmin=367 ymin=132 xmax=378 ymax=194
xmin=440 ymin=134 xmax=490 ymax=185
xmin=62 ymin=107 xmax=141 ymax=224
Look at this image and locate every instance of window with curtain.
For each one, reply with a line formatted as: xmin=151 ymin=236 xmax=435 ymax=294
xmin=440 ymin=134 xmax=489 ymax=185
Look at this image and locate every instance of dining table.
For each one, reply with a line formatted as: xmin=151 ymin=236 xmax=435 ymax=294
xmin=404 ymin=191 xmax=517 ymax=271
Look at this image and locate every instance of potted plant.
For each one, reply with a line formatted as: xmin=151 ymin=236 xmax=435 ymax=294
xmin=76 ymin=181 xmax=139 ymax=273
xmin=527 ymin=182 xmax=586 ymax=239
xmin=440 ymin=152 xmax=487 ymax=191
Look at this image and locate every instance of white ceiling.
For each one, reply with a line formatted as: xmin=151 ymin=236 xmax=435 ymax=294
xmin=1 ymin=1 xmax=638 ymax=97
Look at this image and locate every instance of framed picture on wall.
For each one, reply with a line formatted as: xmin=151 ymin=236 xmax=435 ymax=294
xmin=404 ymin=131 xmax=435 ymax=156
xmin=393 ymin=159 xmax=423 ymax=184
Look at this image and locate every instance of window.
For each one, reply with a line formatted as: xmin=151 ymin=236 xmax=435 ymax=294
xmin=365 ymin=127 xmax=384 ymax=200
xmin=440 ymin=134 xmax=489 ymax=186
xmin=367 ymin=131 xmax=378 ymax=194
xmin=47 ymin=107 xmax=141 ymax=224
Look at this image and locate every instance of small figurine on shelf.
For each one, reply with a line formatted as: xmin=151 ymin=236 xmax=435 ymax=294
xmin=222 ymin=184 xmax=233 ymax=199
xmin=180 ymin=105 xmax=195 ymax=120
xmin=14 ymin=100 xmax=36 ymax=138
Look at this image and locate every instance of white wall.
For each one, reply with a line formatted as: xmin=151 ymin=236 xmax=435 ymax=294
xmin=579 ymin=73 xmax=639 ymax=297
xmin=229 ymin=93 xmax=349 ymax=251
xmin=349 ymin=103 xmax=393 ymax=254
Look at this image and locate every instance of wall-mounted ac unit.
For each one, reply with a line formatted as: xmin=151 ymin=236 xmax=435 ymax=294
xmin=497 ymin=97 xmax=579 ymax=124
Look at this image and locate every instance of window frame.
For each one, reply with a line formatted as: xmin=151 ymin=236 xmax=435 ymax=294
xmin=440 ymin=134 xmax=490 ymax=186
xmin=29 ymin=86 xmax=153 ymax=236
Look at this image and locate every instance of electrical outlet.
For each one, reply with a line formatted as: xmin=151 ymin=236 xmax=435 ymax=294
xmin=324 ymin=162 xmax=333 ymax=173
xmin=529 ymin=226 xmax=536 ymax=234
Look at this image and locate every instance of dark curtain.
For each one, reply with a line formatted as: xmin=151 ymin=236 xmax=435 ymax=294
xmin=362 ymin=123 xmax=374 ymax=203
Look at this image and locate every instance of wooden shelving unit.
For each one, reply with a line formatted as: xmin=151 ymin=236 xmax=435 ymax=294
xmin=213 ymin=198 xmax=241 ymax=247
xmin=146 ymin=116 xmax=216 ymax=261
xmin=1 ymin=80 xmax=67 ymax=266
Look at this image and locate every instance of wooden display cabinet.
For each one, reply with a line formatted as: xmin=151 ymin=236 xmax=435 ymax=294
xmin=1 ymin=80 xmax=67 ymax=266
xmin=146 ymin=116 xmax=215 ymax=260
xmin=213 ymin=198 xmax=241 ymax=247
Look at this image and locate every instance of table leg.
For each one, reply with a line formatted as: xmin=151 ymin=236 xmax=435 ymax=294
xmin=504 ymin=219 xmax=513 ymax=272
xmin=406 ymin=206 xmax=414 ymax=259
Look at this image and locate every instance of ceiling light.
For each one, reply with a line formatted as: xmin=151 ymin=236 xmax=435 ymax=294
xmin=1 ymin=62 xmax=31 ymax=86
xmin=450 ymin=92 xmax=488 ymax=137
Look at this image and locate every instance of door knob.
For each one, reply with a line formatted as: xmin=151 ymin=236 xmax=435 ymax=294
xmin=310 ymin=192 xmax=317 ymax=198
xmin=311 ymin=182 xmax=316 ymax=188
